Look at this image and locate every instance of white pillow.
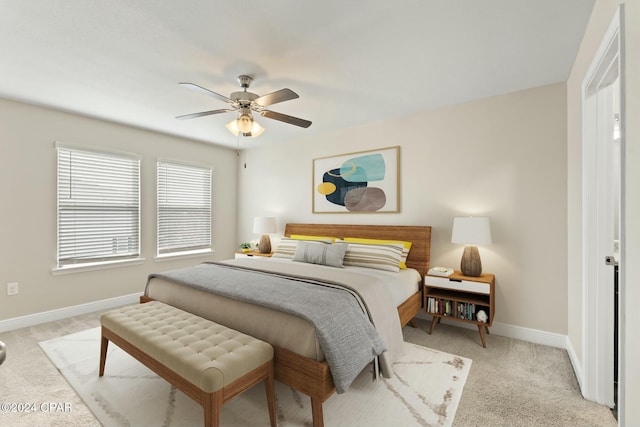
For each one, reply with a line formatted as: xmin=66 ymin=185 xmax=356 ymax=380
xmin=293 ymin=241 xmax=348 ymax=268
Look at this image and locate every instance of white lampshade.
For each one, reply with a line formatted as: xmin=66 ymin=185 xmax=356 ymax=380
xmin=253 ymin=217 xmax=277 ymax=234
xmin=237 ymin=113 xmax=253 ymax=133
xmin=226 ymin=117 xmax=265 ymax=137
xmin=451 ymin=217 xmax=492 ymax=245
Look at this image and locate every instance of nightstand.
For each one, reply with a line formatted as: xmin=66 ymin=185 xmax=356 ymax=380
xmin=424 ymin=271 xmax=495 ymax=347
xmin=234 ymin=250 xmax=273 ymax=259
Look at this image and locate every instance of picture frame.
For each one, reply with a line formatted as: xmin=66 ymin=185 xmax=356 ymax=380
xmin=312 ymin=146 xmax=400 ymax=213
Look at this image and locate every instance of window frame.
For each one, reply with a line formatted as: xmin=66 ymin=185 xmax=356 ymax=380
xmin=156 ymin=159 xmax=213 ymax=259
xmin=53 ymin=143 xmax=142 ymax=273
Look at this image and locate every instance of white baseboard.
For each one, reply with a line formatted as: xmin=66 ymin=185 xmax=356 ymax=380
xmin=489 ymin=322 xmax=568 ymax=349
xmin=0 ymin=293 xmax=142 ymax=333
xmin=415 ymin=311 xmax=569 ymax=349
xmin=565 ymin=338 xmax=584 ymax=391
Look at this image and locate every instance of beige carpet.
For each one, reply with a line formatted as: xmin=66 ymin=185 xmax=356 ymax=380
xmin=404 ymin=318 xmax=617 ymax=427
xmin=39 ymin=327 xmax=470 ymax=427
xmin=0 ymin=311 xmax=616 ymax=427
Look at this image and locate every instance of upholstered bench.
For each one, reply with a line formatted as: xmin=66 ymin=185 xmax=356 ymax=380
xmin=99 ymin=301 xmax=276 ymax=427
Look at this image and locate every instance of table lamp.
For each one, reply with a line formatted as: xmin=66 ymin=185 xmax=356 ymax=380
xmin=253 ymin=217 xmax=277 ymax=254
xmin=451 ymin=217 xmax=492 ymax=277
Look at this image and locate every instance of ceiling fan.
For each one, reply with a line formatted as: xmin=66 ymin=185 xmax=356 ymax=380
xmin=176 ymin=75 xmax=312 ymax=137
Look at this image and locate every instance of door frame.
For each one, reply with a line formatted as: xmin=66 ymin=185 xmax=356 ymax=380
xmin=580 ymin=6 xmax=624 ymax=410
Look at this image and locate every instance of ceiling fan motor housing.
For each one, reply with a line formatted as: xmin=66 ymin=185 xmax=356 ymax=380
xmin=230 ymin=91 xmax=259 ymax=106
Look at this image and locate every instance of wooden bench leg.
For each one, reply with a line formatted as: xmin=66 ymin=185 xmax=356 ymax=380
xmin=311 ymin=397 xmax=324 ymax=427
xmin=99 ymin=331 xmax=109 ymax=377
xmin=203 ymin=390 xmax=223 ymax=427
xmin=265 ymin=362 xmax=276 ymax=427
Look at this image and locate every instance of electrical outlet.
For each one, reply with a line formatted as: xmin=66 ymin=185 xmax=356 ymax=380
xmin=7 ymin=282 xmax=19 ymax=296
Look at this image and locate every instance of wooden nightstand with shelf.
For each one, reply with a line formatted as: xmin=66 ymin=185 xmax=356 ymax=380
xmin=234 ymin=250 xmax=273 ymax=259
xmin=424 ymin=271 xmax=495 ymax=347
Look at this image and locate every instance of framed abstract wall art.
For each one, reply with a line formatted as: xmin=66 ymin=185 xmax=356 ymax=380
xmin=312 ymin=146 xmax=400 ymax=213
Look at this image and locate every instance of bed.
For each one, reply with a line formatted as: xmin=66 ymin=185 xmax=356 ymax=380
xmin=143 ymin=223 xmax=431 ymax=427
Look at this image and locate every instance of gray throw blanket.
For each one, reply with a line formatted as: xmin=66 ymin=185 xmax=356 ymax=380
xmin=147 ymin=262 xmax=387 ymax=393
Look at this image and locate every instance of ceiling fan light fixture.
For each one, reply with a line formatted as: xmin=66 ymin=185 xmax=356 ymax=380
xmin=225 ymin=119 xmax=240 ymax=135
xmin=249 ymin=121 xmax=265 ymax=137
xmin=237 ymin=113 xmax=253 ymax=133
xmin=225 ymin=117 xmax=265 ymax=138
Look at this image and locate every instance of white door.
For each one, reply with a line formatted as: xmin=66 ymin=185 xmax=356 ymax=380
xmin=581 ymin=9 xmax=623 ymax=409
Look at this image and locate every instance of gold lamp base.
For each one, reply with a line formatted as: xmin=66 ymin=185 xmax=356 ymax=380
xmin=460 ymin=245 xmax=482 ymax=277
xmin=257 ymin=234 xmax=272 ymax=254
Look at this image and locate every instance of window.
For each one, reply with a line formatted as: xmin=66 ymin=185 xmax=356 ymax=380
xmin=57 ymin=145 xmax=140 ymax=267
xmin=157 ymin=161 xmax=212 ymax=256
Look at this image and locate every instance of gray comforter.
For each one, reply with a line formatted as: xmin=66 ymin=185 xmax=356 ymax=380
xmin=147 ymin=260 xmax=402 ymax=393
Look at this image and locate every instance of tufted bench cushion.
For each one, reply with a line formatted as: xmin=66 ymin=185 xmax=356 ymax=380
xmin=99 ymin=301 xmax=276 ymax=427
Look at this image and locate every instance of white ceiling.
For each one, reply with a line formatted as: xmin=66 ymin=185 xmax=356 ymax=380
xmin=0 ymin=0 xmax=594 ymax=149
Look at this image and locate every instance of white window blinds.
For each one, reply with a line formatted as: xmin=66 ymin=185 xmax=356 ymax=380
xmin=157 ymin=161 xmax=212 ymax=256
xmin=57 ymin=146 xmax=140 ymax=266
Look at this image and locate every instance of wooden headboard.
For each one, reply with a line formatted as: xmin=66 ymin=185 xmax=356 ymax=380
xmin=283 ymin=223 xmax=432 ymax=276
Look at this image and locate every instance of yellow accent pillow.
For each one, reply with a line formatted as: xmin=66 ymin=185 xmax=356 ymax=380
xmin=290 ymin=234 xmax=336 ymax=243
xmin=343 ymin=237 xmax=412 ymax=269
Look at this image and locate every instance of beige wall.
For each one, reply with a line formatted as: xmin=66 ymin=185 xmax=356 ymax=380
xmin=238 ymin=83 xmax=568 ymax=333
xmin=621 ymin=0 xmax=639 ymax=423
xmin=0 ymin=98 xmax=238 ymax=320
xmin=567 ymin=0 xmax=640 ymax=423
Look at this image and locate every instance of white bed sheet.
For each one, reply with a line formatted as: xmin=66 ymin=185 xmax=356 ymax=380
xmin=255 ymin=256 xmax=421 ymax=307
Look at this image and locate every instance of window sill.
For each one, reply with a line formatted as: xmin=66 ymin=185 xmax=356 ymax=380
xmin=51 ymin=258 xmax=146 ymax=276
xmin=154 ymin=249 xmax=214 ymax=262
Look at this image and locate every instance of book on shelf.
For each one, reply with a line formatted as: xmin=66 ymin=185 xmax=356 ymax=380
xmin=426 ymin=297 xmax=455 ymax=316
xmin=427 ymin=296 xmax=490 ymax=322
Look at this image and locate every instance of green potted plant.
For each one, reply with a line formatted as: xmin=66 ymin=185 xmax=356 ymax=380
xmin=239 ymin=242 xmax=253 ymax=253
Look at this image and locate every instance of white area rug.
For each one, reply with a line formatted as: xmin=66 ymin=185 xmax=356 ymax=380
xmin=40 ymin=327 xmax=471 ymax=427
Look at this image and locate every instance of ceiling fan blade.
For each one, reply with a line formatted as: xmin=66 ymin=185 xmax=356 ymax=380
xmin=175 ymin=109 xmax=234 ymax=120
xmin=179 ymin=82 xmax=233 ymax=103
xmin=260 ymin=110 xmax=312 ymax=128
xmin=254 ymin=88 xmax=299 ymax=107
